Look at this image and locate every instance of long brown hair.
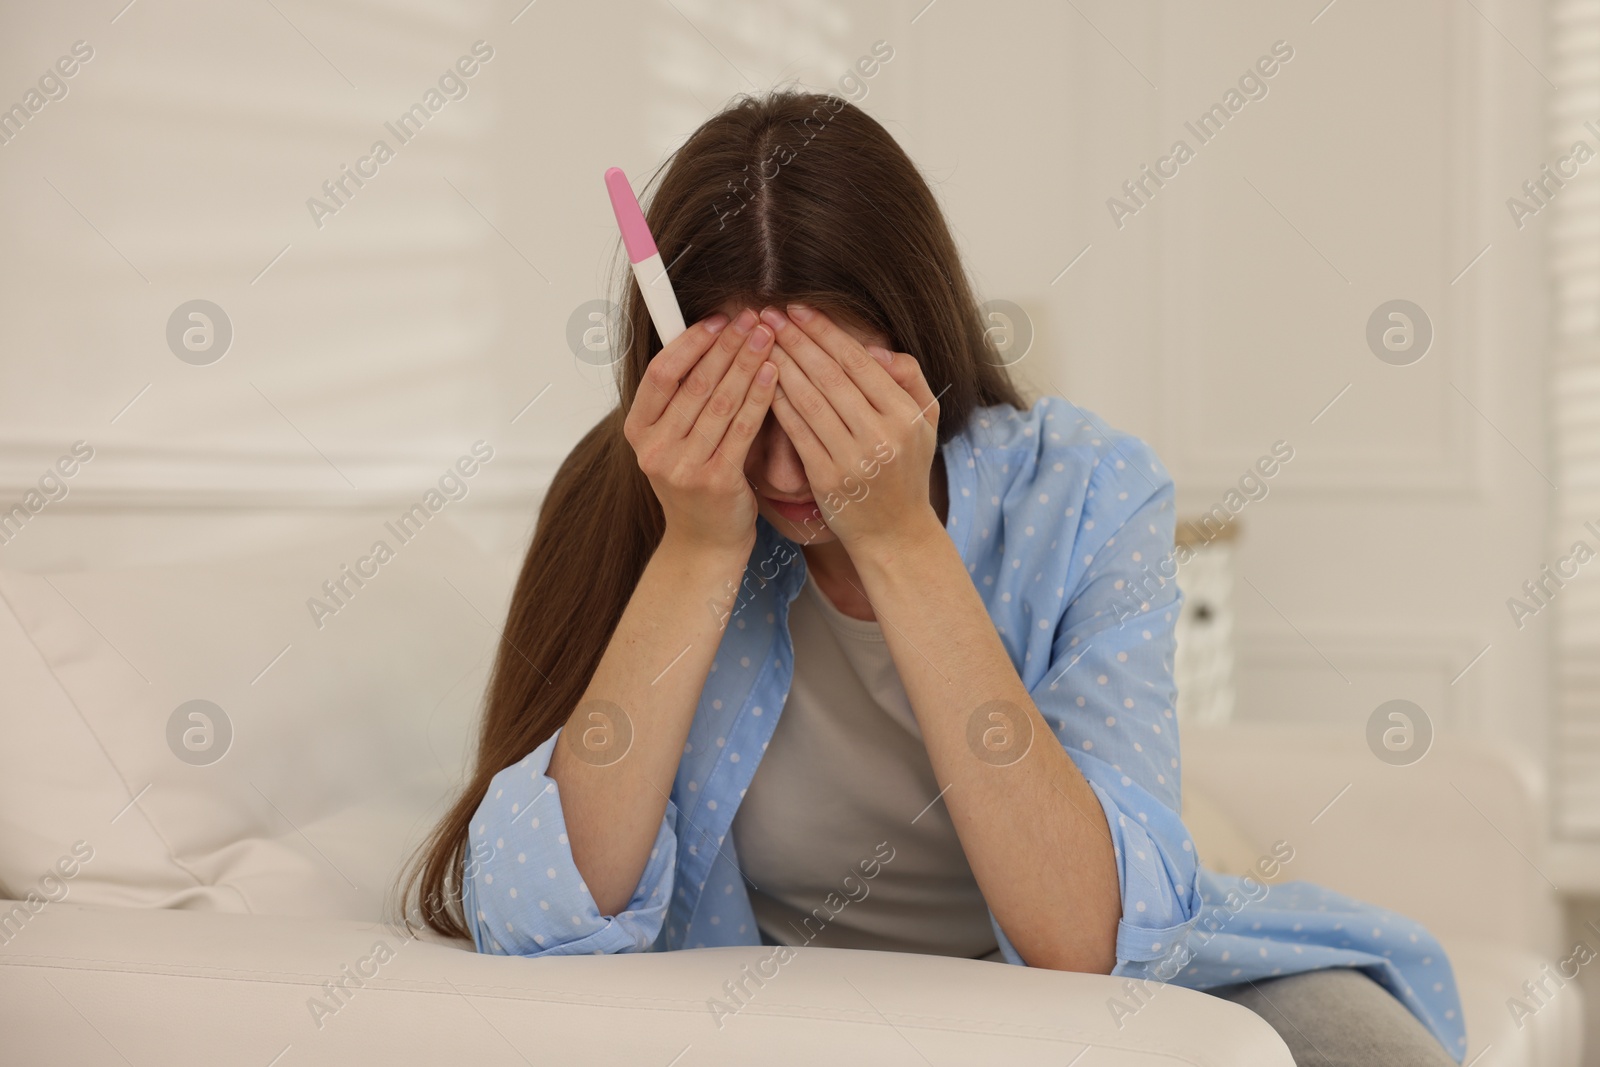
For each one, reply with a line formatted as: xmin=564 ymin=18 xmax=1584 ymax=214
xmin=401 ymin=89 xmax=1028 ymax=939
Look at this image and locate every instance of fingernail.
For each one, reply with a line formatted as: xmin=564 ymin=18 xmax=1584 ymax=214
xmin=757 ymin=361 xmax=776 ymax=384
xmin=868 ymin=345 xmax=894 ymax=365
xmin=787 ymin=303 xmax=814 ymax=322
xmin=751 ymin=324 xmax=774 ymax=351
xmin=759 ymin=307 xmax=787 ymax=332
xmin=732 ymin=308 xmax=757 ymax=334
xmin=705 ymin=313 xmax=730 ymax=333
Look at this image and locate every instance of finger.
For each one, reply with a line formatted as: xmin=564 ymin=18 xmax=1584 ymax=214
xmin=870 ymin=347 xmax=939 ymax=425
xmin=661 ymin=309 xmax=762 ymax=442
xmin=769 ymin=344 xmax=859 ymax=468
xmin=770 ymin=383 xmax=831 ymax=475
xmin=759 ymin=307 xmax=877 ymax=436
xmin=685 ymin=318 xmax=775 ymax=463
xmin=714 ymin=358 xmax=779 ymax=466
xmin=628 ymin=312 xmax=733 ymax=431
xmin=782 ymin=303 xmax=904 ymax=417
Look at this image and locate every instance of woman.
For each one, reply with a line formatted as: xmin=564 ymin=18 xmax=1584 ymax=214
xmin=404 ymin=90 xmax=1466 ymax=1065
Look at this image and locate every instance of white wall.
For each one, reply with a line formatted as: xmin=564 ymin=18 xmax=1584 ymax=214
xmin=0 ymin=0 xmax=1555 ymax=810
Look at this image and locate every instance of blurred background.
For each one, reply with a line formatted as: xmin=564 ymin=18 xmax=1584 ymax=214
xmin=1 ymin=0 xmax=1597 ymax=1058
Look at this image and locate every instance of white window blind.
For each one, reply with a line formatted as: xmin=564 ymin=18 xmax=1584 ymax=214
xmin=1552 ymin=0 xmax=1600 ymax=837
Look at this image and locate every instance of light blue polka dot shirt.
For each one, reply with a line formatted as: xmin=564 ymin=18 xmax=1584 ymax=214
xmin=462 ymin=394 xmax=1466 ymax=1061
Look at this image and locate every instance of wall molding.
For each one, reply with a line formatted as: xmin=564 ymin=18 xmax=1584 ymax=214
xmin=1233 ymin=623 xmax=1489 ymax=730
xmin=1152 ymin=4 xmax=1490 ymax=501
xmin=0 ymin=442 xmax=564 ymax=510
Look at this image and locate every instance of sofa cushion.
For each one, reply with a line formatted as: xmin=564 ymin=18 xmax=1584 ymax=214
xmin=0 ymin=516 xmax=503 ymax=921
xmin=1440 ymin=936 xmax=1586 ymax=1067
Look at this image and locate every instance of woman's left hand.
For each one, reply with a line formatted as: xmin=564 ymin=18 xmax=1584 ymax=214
xmin=758 ymin=304 xmax=941 ymax=553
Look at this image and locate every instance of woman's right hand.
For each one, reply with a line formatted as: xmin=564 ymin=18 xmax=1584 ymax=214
xmin=624 ymin=308 xmax=778 ymax=557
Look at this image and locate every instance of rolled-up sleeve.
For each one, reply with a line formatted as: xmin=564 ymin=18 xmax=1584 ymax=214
xmin=462 ymin=726 xmax=678 ymax=957
xmin=991 ymin=432 xmax=1201 ymax=976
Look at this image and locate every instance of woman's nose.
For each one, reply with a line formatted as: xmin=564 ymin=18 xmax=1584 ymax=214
xmin=763 ymin=424 xmax=809 ymax=495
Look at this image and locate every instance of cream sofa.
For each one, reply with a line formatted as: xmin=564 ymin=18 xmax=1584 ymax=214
xmin=0 ymin=518 xmax=1581 ymax=1065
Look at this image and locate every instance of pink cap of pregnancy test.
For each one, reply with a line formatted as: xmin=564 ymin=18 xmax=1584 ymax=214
xmin=604 ymin=167 xmax=659 ymax=264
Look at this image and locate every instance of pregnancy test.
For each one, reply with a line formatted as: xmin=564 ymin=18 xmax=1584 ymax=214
xmin=605 ymin=166 xmax=687 ymax=346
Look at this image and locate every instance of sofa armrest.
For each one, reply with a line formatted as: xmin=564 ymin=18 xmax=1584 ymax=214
xmin=0 ymin=900 xmax=1293 ymax=1066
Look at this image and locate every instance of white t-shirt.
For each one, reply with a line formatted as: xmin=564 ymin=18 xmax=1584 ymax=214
xmin=729 ymin=567 xmax=1001 ymax=959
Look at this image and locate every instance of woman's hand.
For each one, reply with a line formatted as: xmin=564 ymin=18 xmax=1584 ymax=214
xmin=623 ymin=309 xmax=778 ymax=557
xmin=758 ymin=304 xmax=941 ymax=553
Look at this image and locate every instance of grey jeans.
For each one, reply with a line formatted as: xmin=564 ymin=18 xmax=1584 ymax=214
xmin=1206 ymin=967 xmax=1458 ymax=1066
